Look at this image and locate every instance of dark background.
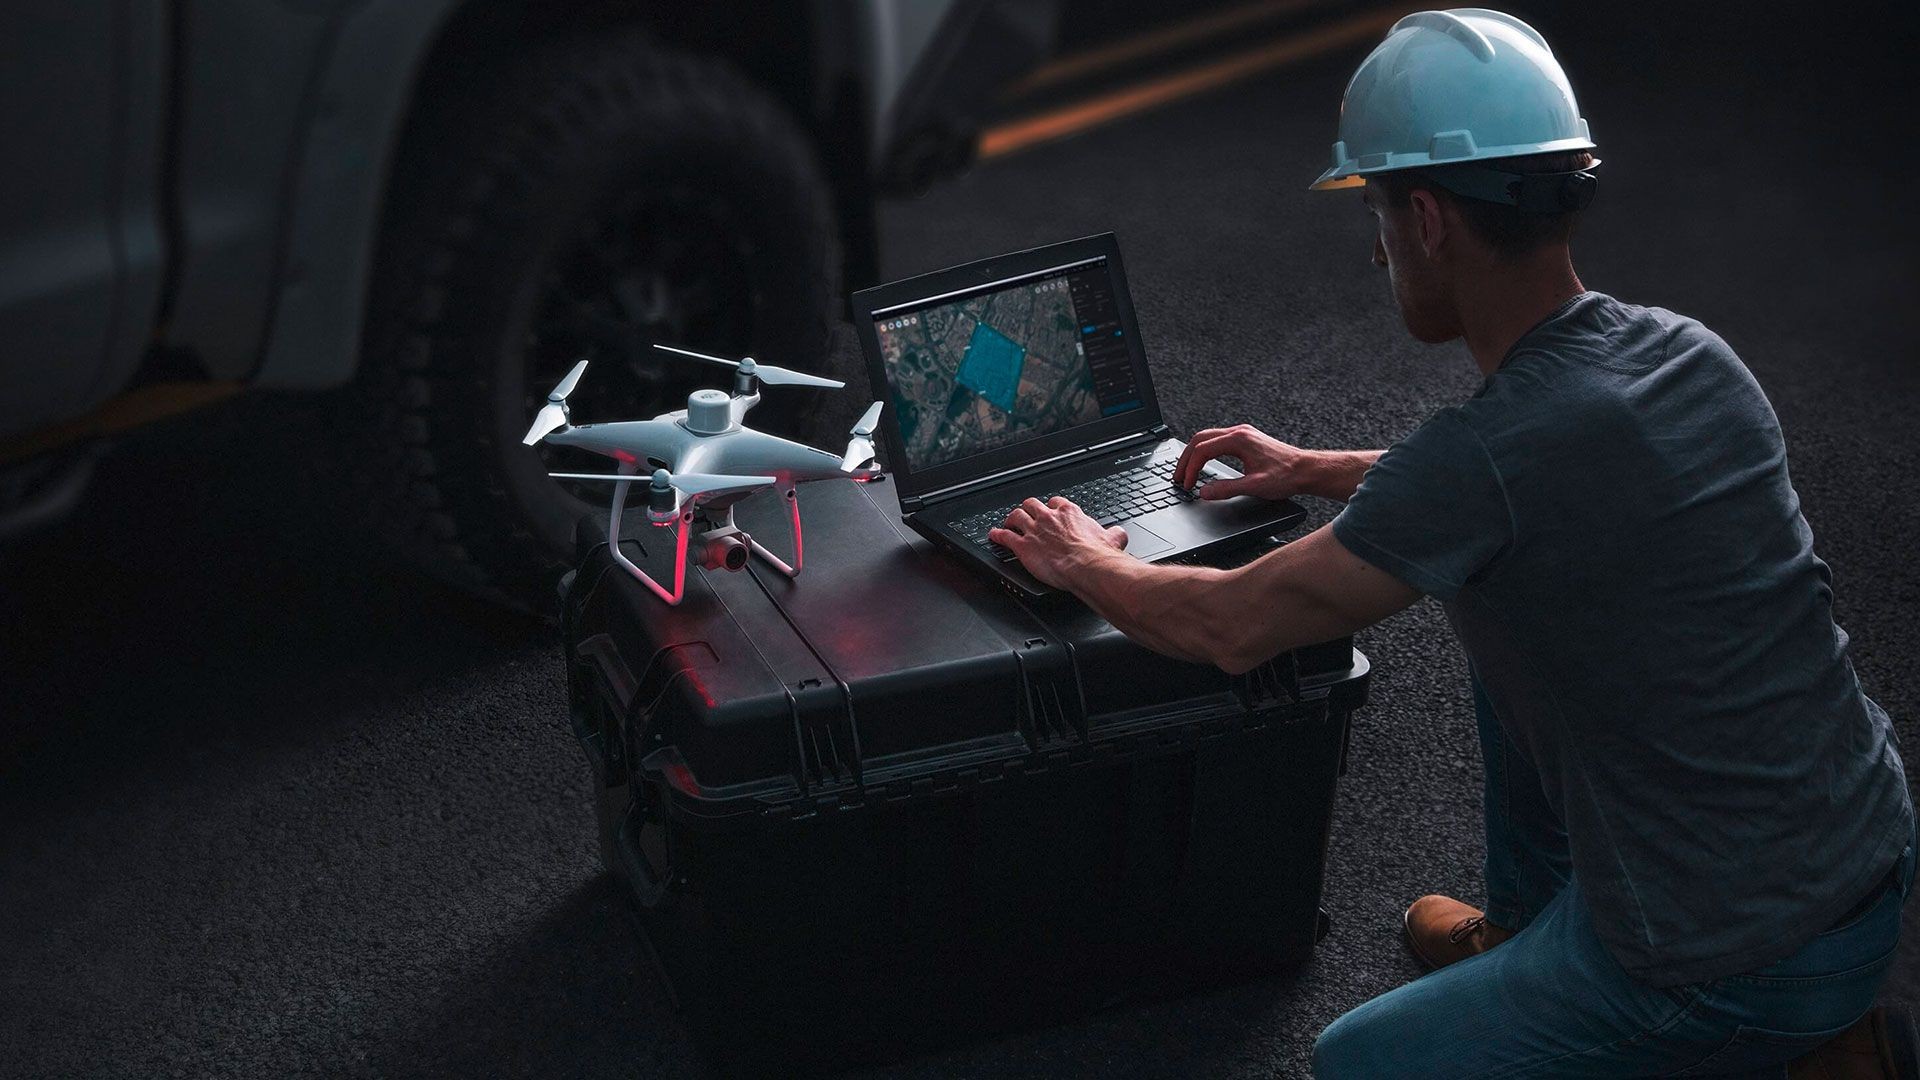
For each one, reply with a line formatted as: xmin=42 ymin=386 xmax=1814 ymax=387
xmin=3 ymin=2 xmax=1915 ymax=1076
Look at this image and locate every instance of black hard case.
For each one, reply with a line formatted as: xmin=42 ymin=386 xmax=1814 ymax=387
xmin=559 ymin=478 xmax=1370 ymax=1060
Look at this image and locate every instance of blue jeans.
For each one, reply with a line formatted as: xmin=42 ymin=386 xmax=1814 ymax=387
xmin=1314 ymin=672 xmax=1915 ymax=1078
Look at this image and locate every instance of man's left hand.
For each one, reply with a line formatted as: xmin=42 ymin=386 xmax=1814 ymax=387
xmin=987 ymin=496 xmax=1129 ymax=589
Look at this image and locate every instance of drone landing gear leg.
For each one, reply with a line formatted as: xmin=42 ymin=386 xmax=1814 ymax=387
xmin=605 ymin=468 xmax=694 ymax=605
xmin=743 ymin=486 xmax=803 ymax=577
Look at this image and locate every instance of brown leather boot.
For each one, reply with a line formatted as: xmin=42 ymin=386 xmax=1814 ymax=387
xmin=1787 ymin=1007 xmax=1920 ymax=1080
xmin=1404 ymin=895 xmax=1516 ymax=971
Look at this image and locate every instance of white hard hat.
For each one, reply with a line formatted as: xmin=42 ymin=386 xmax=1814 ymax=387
xmin=1311 ymin=8 xmax=1596 ymax=192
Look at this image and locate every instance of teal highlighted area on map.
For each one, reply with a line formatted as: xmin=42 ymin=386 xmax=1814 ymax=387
xmin=955 ymin=322 xmax=1026 ymax=413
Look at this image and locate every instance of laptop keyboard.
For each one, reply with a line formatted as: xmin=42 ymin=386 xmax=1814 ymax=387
xmin=950 ymin=459 xmax=1213 ymax=561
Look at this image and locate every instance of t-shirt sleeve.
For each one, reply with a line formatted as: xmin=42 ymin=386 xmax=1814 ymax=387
xmin=1331 ymin=409 xmax=1513 ymax=603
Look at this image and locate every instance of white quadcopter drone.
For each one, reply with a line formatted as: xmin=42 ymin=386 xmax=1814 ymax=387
xmin=523 ymin=343 xmax=885 ymax=605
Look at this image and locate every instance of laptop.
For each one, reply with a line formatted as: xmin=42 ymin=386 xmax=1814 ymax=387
xmin=852 ymin=233 xmax=1305 ymax=597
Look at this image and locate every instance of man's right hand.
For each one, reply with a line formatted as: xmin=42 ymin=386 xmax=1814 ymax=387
xmin=1174 ymin=424 xmax=1321 ymax=501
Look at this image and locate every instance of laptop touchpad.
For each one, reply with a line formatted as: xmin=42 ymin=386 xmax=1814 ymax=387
xmin=1121 ymin=521 xmax=1175 ymax=561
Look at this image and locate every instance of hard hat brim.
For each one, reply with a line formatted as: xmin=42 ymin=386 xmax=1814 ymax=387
xmin=1309 ymin=134 xmax=1597 ymax=192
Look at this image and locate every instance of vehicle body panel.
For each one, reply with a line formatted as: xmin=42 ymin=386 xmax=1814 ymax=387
xmin=252 ymin=0 xmax=460 ymax=389
xmin=0 ymin=3 xmax=167 ymax=440
xmin=0 ymin=0 xmax=1059 ymax=534
xmin=164 ymin=0 xmax=355 ymax=381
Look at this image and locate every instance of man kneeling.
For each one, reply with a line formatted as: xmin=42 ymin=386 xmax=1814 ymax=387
xmin=989 ymin=9 xmax=1914 ymax=1077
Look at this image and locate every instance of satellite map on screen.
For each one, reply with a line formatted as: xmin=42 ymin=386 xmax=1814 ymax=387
xmin=876 ymin=275 xmax=1103 ymax=470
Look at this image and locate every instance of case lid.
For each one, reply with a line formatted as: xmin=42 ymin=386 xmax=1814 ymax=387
xmin=566 ymin=479 xmax=1359 ymax=824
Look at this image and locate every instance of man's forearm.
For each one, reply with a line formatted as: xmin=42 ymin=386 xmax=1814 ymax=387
xmin=1057 ymin=547 xmax=1235 ymax=666
xmin=1050 ymin=523 xmax=1419 ymax=675
xmin=1302 ymin=450 xmax=1383 ymax=502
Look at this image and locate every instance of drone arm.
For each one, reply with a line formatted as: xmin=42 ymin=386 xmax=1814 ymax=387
xmin=728 ymin=389 xmax=761 ymax=427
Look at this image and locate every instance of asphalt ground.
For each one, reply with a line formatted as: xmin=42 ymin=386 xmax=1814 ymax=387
xmin=3 ymin=5 xmax=1916 ymax=1077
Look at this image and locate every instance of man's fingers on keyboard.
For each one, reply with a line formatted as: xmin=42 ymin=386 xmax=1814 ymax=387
xmin=1176 ymin=454 xmax=1205 ymax=490
xmin=1180 ymin=431 xmax=1234 ymax=486
xmin=987 ymin=526 xmax=1018 ymax=547
xmin=1174 ymin=440 xmax=1205 ymax=486
xmin=1188 ymin=429 xmax=1245 ymax=459
xmin=1046 ymin=495 xmax=1076 ymax=511
xmin=1183 ymin=432 xmax=1247 ymax=485
xmin=1198 ymin=475 xmax=1249 ymax=500
xmin=1174 ymin=441 xmax=1202 ymax=487
xmin=1020 ymin=497 xmax=1049 ymax=517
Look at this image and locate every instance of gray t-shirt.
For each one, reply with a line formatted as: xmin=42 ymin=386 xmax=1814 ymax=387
xmin=1333 ymin=291 xmax=1913 ymax=986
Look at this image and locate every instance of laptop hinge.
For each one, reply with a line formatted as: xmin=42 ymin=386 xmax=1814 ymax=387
xmin=911 ymin=428 xmax=1166 ymax=508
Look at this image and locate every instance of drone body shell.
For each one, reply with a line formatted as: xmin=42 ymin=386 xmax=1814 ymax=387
xmin=542 ymin=407 xmax=875 ymax=485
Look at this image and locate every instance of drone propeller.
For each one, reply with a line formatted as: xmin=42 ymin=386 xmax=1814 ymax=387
xmin=657 ymin=469 xmax=777 ymax=497
xmin=841 ymin=401 xmax=884 ymax=471
xmin=546 ymin=468 xmax=776 ymax=498
xmin=523 ymin=358 xmax=590 ymax=445
xmin=652 ymin=343 xmax=845 ymax=389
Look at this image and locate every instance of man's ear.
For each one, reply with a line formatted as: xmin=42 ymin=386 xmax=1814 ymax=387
xmin=1409 ymin=188 xmax=1448 ymax=260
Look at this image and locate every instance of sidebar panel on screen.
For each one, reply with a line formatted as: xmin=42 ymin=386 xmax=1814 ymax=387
xmin=1066 ymin=264 xmax=1143 ymax=416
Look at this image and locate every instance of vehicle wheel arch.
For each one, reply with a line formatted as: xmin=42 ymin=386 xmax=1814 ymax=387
xmin=257 ymin=0 xmax=870 ymax=392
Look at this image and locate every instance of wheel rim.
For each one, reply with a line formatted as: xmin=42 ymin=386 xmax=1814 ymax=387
xmin=523 ymin=183 xmax=761 ymax=508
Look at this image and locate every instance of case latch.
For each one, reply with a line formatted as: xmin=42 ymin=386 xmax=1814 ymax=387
xmin=788 ymin=680 xmax=863 ymax=793
xmin=1011 ymin=635 xmax=1086 ymax=747
xmin=1235 ymin=649 xmax=1301 ymax=708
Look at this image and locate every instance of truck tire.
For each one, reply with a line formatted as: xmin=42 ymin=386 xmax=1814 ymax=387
xmin=356 ymin=35 xmax=851 ymax=612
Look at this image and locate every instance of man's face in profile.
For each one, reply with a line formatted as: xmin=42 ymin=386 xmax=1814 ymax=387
xmin=1364 ymin=182 xmax=1457 ymax=345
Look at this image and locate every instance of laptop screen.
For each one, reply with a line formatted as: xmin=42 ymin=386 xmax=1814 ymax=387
xmin=870 ymin=256 xmax=1147 ymax=474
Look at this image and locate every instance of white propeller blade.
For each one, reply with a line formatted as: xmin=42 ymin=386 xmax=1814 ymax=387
xmin=546 ymin=471 xmax=775 ymax=498
xmin=651 ymin=343 xmax=845 ymax=389
xmin=523 ymin=403 xmax=568 ymax=445
xmin=522 ymin=358 xmax=590 ymax=445
xmin=841 ymin=401 xmax=884 ymax=470
xmin=750 ymin=364 xmax=845 ymax=389
xmin=663 ymin=471 xmax=779 ymax=497
xmin=651 ymin=343 xmax=737 ymax=369
xmin=549 ymin=358 xmax=589 ymax=401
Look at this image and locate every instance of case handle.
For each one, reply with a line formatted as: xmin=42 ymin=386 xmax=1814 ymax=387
xmin=612 ymin=796 xmax=675 ymax=909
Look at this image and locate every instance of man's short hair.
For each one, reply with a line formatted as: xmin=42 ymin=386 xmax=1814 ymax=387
xmin=1370 ymin=150 xmax=1596 ymax=259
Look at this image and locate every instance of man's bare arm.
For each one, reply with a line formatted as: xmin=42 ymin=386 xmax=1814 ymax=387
xmin=1297 ymin=450 xmax=1384 ymax=502
xmin=1056 ymin=522 xmax=1419 ymax=673
xmin=1172 ymin=425 xmax=1382 ymax=503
